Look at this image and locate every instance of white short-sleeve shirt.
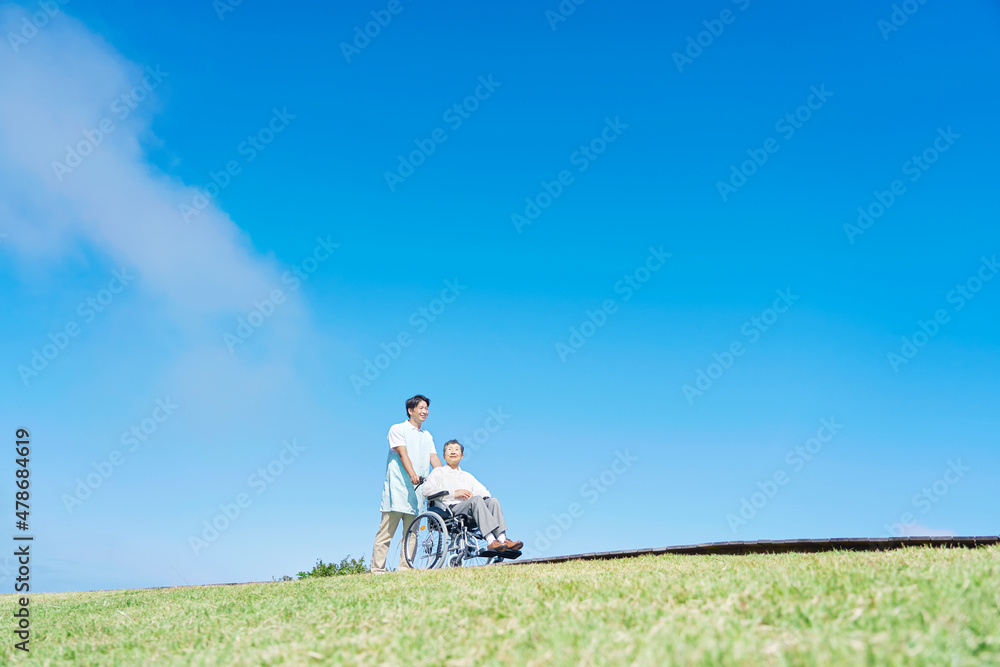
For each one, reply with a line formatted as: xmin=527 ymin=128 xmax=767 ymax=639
xmin=380 ymin=420 xmax=435 ymax=514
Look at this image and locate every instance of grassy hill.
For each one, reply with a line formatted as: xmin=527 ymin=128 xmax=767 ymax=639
xmin=4 ymin=546 xmax=998 ymax=665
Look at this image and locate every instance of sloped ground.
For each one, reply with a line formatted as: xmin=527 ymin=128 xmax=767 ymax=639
xmin=4 ymin=546 xmax=998 ymax=665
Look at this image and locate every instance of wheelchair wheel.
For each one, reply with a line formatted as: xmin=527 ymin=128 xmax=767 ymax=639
xmin=403 ymin=512 xmax=448 ymax=570
xmin=451 ymin=531 xmax=498 ymax=568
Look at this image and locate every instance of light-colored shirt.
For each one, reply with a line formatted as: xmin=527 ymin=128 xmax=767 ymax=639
xmin=380 ymin=421 xmax=435 ymax=514
xmin=420 ymin=465 xmax=490 ymax=507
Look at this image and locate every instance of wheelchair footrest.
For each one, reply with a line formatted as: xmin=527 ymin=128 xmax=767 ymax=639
xmin=478 ymin=549 xmax=522 ymax=560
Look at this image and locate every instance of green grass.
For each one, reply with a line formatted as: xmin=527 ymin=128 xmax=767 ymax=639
xmin=4 ymin=546 xmax=999 ymax=665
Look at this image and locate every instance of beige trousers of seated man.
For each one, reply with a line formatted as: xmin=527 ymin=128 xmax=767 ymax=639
xmin=371 ymin=511 xmax=417 ymax=573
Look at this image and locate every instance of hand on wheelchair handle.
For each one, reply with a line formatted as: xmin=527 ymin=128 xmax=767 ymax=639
xmin=412 ymin=475 xmax=425 ymax=487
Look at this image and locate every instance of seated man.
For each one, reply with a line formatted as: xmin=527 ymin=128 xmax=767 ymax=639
xmin=420 ymin=439 xmax=523 ymax=553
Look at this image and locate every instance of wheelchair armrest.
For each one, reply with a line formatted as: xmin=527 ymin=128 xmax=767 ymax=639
xmin=426 ymin=490 xmax=448 ymax=501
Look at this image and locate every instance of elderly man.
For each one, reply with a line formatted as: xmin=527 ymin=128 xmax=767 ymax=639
xmin=420 ymin=439 xmax=522 ymax=553
xmin=371 ymin=394 xmax=442 ymax=573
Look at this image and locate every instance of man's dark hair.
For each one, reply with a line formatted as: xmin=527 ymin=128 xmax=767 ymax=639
xmin=405 ymin=394 xmax=430 ymax=418
xmin=443 ymin=439 xmax=464 ymax=455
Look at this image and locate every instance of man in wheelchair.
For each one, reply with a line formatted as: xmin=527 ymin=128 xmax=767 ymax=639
xmin=420 ymin=439 xmax=523 ymax=554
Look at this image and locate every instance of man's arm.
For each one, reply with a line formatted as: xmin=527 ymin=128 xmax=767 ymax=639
xmin=428 ymin=433 xmax=441 ymax=469
xmin=393 ymin=446 xmax=421 ymax=486
xmin=388 ymin=424 xmax=421 ymax=486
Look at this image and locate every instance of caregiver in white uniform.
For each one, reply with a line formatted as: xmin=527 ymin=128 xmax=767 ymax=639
xmin=370 ymin=394 xmax=442 ymax=573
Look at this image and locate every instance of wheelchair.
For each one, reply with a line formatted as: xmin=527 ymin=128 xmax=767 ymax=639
xmin=403 ymin=489 xmax=520 ymax=569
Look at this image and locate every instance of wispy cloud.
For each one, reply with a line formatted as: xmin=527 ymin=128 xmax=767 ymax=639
xmin=0 ymin=4 xmax=286 ymax=317
xmin=0 ymin=6 xmax=335 ymax=591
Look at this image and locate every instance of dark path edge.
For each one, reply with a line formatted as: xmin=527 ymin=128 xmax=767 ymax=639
xmin=509 ymin=535 xmax=1000 ymax=565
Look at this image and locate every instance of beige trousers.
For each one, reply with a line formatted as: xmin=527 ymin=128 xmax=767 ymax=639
xmin=371 ymin=511 xmax=416 ymax=573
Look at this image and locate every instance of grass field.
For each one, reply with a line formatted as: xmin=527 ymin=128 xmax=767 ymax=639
xmin=4 ymin=546 xmax=998 ymax=665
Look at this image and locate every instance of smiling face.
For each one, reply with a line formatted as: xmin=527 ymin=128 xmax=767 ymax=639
xmin=407 ymin=400 xmax=429 ymax=427
xmin=443 ymin=441 xmax=464 ymax=468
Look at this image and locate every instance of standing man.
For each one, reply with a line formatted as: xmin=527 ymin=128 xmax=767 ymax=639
xmin=371 ymin=394 xmax=442 ymax=573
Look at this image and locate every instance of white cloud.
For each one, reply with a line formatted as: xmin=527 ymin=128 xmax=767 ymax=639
xmin=0 ymin=3 xmax=285 ymax=316
xmin=0 ymin=5 xmax=355 ymax=592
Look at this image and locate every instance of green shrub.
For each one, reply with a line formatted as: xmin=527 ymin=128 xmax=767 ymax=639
xmin=297 ymin=555 xmax=367 ymax=579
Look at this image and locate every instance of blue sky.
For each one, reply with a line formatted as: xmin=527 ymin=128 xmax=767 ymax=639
xmin=1 ymin=0 xmax=998 ymax=592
